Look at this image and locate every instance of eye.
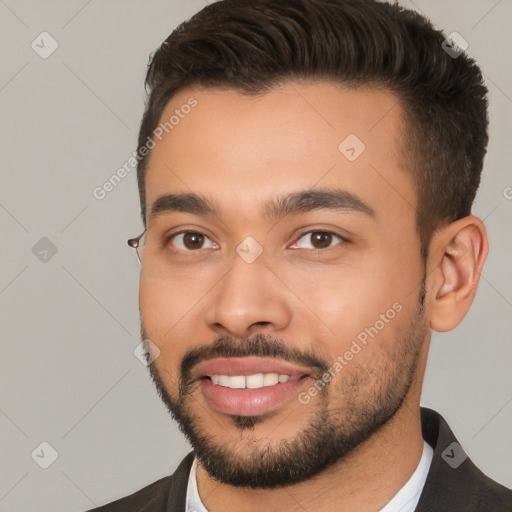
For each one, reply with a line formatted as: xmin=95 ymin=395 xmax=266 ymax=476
xmin=290 ymin=231 xmax=345 ymax=250
xmin=167 ymin=231 xmax=218 ymax=251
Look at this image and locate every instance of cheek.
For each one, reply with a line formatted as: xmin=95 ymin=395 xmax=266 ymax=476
xmin=139 ymin=276 xmax=167 ymax=336
xmin=139 ymin=274 xmax=191 ymax=372
xmin=281 ymin=257 xmax=410 ymax=329
xmin=139 ymin=270 xmax=197 ymax=332
xmin=281 ymin=254 xmax=421 ymax=362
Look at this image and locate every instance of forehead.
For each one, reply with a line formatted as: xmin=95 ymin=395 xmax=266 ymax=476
xmin=143 ymin=81 xmax=416 ymax=227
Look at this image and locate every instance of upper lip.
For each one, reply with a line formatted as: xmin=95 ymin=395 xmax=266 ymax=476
xmin=192 ymin=356 xmax=313 ymax=380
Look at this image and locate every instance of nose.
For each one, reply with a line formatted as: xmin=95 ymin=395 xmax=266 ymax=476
xmin=205 ymin=250 xmax=293 ymax=339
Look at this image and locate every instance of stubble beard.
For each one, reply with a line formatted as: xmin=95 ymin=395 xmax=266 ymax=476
xmin=143 ymin=276 xmax=427 ymax=489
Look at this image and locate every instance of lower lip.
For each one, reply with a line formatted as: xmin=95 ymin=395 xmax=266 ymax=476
xmin=200 ymin=376 xmax=310 ymax=416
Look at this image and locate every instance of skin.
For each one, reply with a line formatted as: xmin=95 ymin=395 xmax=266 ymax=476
xmin=138 ymin=81 xmax=488 ymax=511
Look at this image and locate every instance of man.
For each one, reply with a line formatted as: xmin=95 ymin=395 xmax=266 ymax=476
xmin=90 ymin=0 xmax=512 ymax=510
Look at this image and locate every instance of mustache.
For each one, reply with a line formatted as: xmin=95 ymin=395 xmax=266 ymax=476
xmin=180 ymin=333 xmax=329 ymax=384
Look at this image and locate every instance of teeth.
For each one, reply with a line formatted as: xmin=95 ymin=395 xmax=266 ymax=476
xmin=218 ymin=375 xmax=230 ymax=387
xmin=246 ymin=373 xmax=264 ymax=388
xmin=263 ymin=373 xmax=279 ymax=386
xmin=228 ymin=375 xmax=246 ymax=389
xmin=210 ymin=373 xmax=300 ymax=389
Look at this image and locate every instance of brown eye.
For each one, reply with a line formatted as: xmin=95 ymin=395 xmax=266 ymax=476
xmin=310 ymin=232 xmax=333 ymax=249
xmin=291 ymin=231 xmax=345 ymax=251
xmin=168 ymin=232 xmax=218 ymax=251
xmin=183 ymin=233 xmax=205 ymax=250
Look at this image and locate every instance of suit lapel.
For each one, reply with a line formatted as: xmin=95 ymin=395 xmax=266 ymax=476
xmin=166 ymin=450 xmax=195 ymax=511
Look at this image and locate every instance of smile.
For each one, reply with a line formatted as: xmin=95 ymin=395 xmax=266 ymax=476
xmin=209 ymin=373 xmax=302 ymax=389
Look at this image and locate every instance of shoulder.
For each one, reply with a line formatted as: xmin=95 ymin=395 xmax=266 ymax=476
xmin=85 ymin=451 xmax=195 ymax=512
xmin=418 ymin=407 xmax=512 ymax=511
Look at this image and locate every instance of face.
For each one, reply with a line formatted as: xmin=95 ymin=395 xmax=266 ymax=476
xmin=138 ymin=81 xmax=428 ymax=488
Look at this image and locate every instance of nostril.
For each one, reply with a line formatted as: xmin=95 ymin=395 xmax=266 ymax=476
xmin=251 ymin=321 xmax=271 ymax=327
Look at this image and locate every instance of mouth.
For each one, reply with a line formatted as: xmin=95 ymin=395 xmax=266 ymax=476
xmin=206 ymin=372 xmax=304 ymax=389
xmin=193 ymin=356 xmax=314 ymax=416
xmin=193 ymin=355 xmax=313 ymax=384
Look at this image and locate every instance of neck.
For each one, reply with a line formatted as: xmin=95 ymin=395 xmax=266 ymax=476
xmin=195 ymin=394 xmax=425 ymax=512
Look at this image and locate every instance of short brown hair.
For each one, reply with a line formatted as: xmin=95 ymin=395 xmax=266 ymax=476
xmin=136 ymin=0 xmax=489 ymax=258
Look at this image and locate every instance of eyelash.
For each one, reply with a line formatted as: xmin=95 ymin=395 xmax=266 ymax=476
xmin=164 ymin=230 xmax=348 ymax=254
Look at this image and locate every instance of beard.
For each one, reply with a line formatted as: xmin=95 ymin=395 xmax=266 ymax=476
xmin=142 ymin=272 xmax=427 ymax=489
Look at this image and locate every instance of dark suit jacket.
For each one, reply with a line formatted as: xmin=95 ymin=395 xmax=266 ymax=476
xmin=87 ymin=408 xmax=512 ymax=511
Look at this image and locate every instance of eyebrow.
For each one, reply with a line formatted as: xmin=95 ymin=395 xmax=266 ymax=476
xmin=147 ymin=188 xmax=375 ymax=224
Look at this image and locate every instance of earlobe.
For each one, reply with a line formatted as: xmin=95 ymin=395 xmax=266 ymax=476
xmin=428 ymin=216 xmax=489 ymax=332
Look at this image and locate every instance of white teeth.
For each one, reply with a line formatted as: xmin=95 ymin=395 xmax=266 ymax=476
xmin=210 ymin=373 xmax=298 ymax=389
xmin=263 ymin=373 xmax=279 ymax=386
xmin=228 ymin=375 xmax=246 ymax=389
xmin=218 ymin=375 xmax=230 ymax=386
xmin=246 ymin=373 xmax=264 ymax=388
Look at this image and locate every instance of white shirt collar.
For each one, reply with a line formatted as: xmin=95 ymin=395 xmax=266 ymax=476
xmin=378 ymin=440 xmax=433 ymax=512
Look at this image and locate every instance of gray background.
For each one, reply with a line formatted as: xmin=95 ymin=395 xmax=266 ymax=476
xmin=0 ymin=1 xmax=511 ymax=510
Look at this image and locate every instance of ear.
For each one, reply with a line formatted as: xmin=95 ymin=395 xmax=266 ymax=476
xmin=427 ymin=215 xmax=489 ymax=332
